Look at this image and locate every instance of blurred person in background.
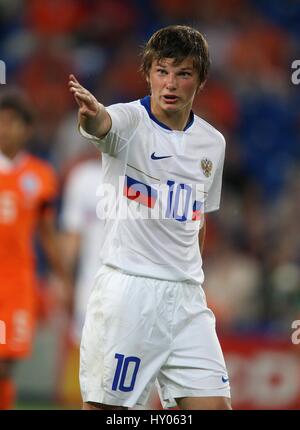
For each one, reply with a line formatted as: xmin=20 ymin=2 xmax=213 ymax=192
xmin=0 ymin=92 xmax=71 ymax=409
xmin=58 ymin=147 xmax=104 ymax=406
xmin=69 ymin=25 xmax=231 ymax=410
xmin=204 ymin=234 xmax=262 ymax=333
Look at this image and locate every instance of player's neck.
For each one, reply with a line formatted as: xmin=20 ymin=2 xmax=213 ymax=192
xmin=150 ymin=98 xmax=192 ymax=131
xmin=0 ymin=147 xmax=23 ymax=161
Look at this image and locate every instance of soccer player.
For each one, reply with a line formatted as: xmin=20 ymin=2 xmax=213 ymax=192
xmin=69 ymin=25 xmax=231 ymax=410
xmin=0 ymin=93 xmax=70 ymax=409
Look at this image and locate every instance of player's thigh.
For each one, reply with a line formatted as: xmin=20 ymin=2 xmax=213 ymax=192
xmin=80 ymin=266 xmax=171 ymax=408
xmin=176 ymin=396 xmax=232 ymax=410
xmin=0 ymin=298 xmax=35 ymax=360
xmin=156 ymin=284 xmax=230 ymax=409
xmin=82 ymin=401 xmax=128 ymax=410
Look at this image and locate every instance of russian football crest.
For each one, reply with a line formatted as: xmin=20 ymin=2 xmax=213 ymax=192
xmin=201 ymin=158 xmax=213 ymax=177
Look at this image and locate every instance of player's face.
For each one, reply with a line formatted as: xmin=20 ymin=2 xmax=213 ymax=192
xmin=0 ymin=109 xmax=30 ymax=157
xmin=148 ymin=57 xmax=200 ymax=119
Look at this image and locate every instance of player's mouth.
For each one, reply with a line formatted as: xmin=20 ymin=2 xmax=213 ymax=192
xmin=162 ymin=95 xmax=179 ymax=104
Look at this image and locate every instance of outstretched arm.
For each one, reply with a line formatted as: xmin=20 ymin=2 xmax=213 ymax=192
xmin=68 ymin=74 xmax=112 ymax=138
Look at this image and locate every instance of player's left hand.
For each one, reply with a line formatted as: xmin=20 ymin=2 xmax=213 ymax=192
xmin=45 ymin=273 xmax=74 ymax=317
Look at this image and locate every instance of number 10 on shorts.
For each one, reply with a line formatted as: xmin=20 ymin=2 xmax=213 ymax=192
xmin=112 ymin=353 xmax=141 ymax=392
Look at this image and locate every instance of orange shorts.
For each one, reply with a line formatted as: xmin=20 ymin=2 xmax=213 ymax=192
xmin=0 ymin=285 xmax=36 ymax=359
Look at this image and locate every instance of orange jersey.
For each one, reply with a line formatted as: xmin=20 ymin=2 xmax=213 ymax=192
xmin=0 ymin=152 xmax=57 ymax=295
xmin=0 ymin=152 xmax=57 ymax=358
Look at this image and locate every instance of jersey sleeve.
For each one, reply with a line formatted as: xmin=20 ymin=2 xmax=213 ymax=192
xmin=204 ymin=136 xmax=226 ymax=213
xmin=79 ymin=102 xmax=141 ymax=156
xmin=60 ymin=166 xmax=87 ymax=233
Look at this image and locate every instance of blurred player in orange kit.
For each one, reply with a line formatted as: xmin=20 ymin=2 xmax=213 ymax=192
xmin=0 ymin=92 xmax=71 ymax=409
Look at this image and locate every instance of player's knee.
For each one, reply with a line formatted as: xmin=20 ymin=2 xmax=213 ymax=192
xmin=198 ymin=396 xmax=232 ymax=410
xmin=82 ymin=401 xmax=127 ymax=410
xmin=177 ymin=395 xmax=232 ymax=410
xmin=217 ymin=397 xmax=232 ymax=410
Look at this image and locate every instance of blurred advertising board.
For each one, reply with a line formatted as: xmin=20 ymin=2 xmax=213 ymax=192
xmin=221 ymin=334 xmax=300 ymax=410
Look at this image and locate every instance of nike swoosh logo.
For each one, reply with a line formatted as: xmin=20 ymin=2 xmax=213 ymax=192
xmin=151 ymin=152 xmax=172 ymax=160
xmin=222 ymin=376 xmax=229 ymax=383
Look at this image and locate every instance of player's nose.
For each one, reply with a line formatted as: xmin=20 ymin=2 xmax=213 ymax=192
xmin=165 ymin=73 xmax=177 ymax=90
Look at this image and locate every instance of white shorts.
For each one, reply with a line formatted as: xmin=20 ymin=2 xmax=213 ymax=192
xmin=80 ymin=265 xmax=230 ymax=408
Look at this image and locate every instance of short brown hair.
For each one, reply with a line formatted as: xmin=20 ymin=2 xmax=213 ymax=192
xmin=140 ymin=25 xmax=210 ymax=85
xmin=0 ymin=91 xmax=35 ymax=125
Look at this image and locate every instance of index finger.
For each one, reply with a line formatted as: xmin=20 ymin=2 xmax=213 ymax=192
xmin=69 ymin=74 xmax=79 ymax=84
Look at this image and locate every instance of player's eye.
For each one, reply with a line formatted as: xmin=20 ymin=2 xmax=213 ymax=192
xmin=157 ymin=68 xmax=167 ymax=75
xmin=179 ymin=71 xmax=191 ymax=77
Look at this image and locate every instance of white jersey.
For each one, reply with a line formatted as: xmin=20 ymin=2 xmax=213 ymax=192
xmin=61 ymin=159 xmax=104 ymax=342
xmin=80 ymin=96 xmax=225 ymax=284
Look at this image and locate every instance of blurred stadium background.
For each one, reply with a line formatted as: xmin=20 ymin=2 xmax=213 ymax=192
xmin=1 ymin=0 xmax=300 ymax=410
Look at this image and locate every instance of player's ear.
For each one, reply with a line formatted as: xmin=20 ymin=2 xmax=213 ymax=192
xmin=196 ymin=79 xmax=206 ymax=94
xmin=145 ymin=74 xmax=152 ymax=93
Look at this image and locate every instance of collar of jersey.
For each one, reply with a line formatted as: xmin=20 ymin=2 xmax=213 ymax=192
xmin=0 ymin=150 xmax=27 ymax=172
xmin=140 ymin=95 xmax=194 ymax=132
